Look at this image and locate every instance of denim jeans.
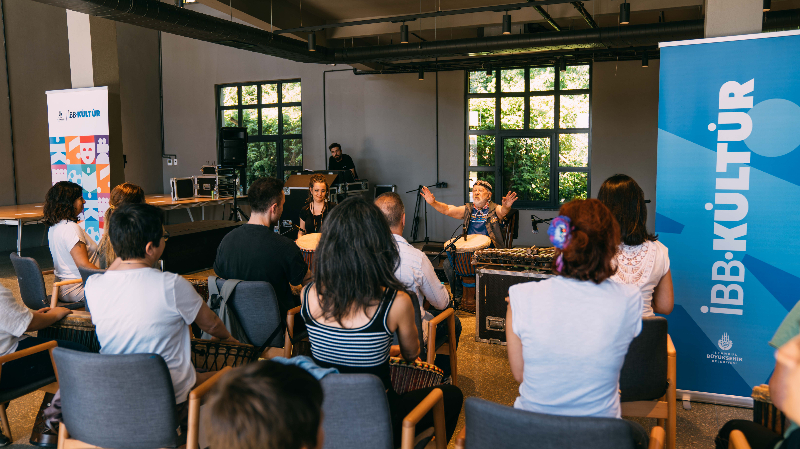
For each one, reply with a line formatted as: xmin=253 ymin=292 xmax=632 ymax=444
xmin=443 ymin=258 xmax=462 ymax=299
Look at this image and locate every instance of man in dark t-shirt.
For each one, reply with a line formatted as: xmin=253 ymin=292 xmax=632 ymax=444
xmin=214 ymin=177 xmax=312 ymax=315
xmin=327 ymin=143 xmax=358 ymax=181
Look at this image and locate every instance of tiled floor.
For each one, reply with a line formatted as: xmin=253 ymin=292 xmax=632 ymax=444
xmin=0 ymin=247 xmax=751 ymax=448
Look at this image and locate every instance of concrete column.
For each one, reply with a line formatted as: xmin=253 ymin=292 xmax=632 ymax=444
xmin=65 ymin=13 xmax=125 ymax=186
xmin=704 ymin=0 xmax=763 ymax=38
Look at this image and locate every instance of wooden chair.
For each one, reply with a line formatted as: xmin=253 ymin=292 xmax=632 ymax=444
xmin=0 ymin=341 xmax=61 ymax=443
xmin=211 ymin=277 xmax=300 ymax=359
xmin=620 ymin=317 xmax=677 ymax=449
xmin=728 ymin=429 xmax=752 ymax=449
xmin=426 ymin=308 xmax=458 ymax=386
xmin=10 ymin=253 xmax=84 ymax=311
xmin=453 ymin=397 xmax=666 ymax=449
xmin=51 ymin=347 xmax=230 ymax=449
xmin=500 ymin=209 xmax=519 ymax=248
xmin=321 ymin=373 xmax=447 ymax=449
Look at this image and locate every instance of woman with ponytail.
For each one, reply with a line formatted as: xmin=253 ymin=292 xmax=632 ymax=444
xmin=505 ymin=199 xmax=648 ymax=447
xmin=91 ymin=183 xmax=145 ymax=269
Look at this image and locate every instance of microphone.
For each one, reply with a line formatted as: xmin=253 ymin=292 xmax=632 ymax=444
xmin=282 ymin=224 xmax=305 ymax=236
xmin=434 ymin=224 xmax=465 ymax=264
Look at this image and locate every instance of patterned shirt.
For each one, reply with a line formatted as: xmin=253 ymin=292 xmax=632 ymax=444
xmin=467 ymin=205 xmax=491 ymax=236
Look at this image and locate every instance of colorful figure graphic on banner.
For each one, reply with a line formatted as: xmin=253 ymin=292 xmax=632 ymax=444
xmin=80 ymin=136 xmax=96 ymax=164
xmin=66 ymin=136 xmax=81 ymax=164
xmin=49 ymin=137 xmax=67 ymax=165
xmin=95 ymin=135 xmax=109 ymax=164
xmin=51 ymin=165 xmax=67 ymax=184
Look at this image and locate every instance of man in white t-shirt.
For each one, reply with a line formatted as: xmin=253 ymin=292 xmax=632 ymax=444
xmin=375 ymin=192 xmax=461 ymax=376
xmin=85 ymin=203 xmax=236 ymax=410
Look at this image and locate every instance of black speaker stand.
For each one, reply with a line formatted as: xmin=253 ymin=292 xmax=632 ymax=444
xmin=225 ymin=165 xmax=249 ymax=222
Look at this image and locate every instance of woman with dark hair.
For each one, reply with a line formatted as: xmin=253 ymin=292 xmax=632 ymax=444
xmin=506 ymin=199 xmax=647 ymax=447
xmin=297 ymin=174 xmax=333 ymax=237
xmin=91 ymin=182 xmax=146 ymax=269
xmin=301 ymin=196 xmax=463 ymax=446
xmin=44 ymin=181 xmax=99 ymax=302
xmin=598 ymin=174 xmax=674 ymax=316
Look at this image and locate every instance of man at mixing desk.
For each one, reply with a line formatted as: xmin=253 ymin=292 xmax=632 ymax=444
xmin=328 ymin=143 xmax=358 ymax=181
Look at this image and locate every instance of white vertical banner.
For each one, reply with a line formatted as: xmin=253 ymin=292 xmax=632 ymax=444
xmin=46 ymin=86 xmax=111 ymax=244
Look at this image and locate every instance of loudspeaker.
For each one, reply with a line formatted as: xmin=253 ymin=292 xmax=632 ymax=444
xmin=218 ymin=127 xmax=247 ymax=167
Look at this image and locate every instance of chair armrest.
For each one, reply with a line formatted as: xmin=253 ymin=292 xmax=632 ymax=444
xmin=400 ymin=388 xmax=446 ymax=449
xmin=729 ymin=430 xmax=752 ymax=449
xmin=454 ymin=426 xmax=466 ymax=449
xmin=42 ymin=270 xmax=54 ymax=276
xmin=648 ymin=426 xmax=665 ymax=449
xmin=426 ymin=309 xmax=454 ymax=365
xmin=50 ymin=279 xmax=82 ymax=309
xmin=0 ymin=341 xmax=57 ymax=365
xmin=667 ymin=334 xmax=676 ymax=358
xmin=187 ymin=366 xmax=233 ymax=449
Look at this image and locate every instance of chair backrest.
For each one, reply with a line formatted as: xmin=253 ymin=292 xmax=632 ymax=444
xmin=52 ymin=347 xmax=180 ymax=449
xmin=320 ymin=374 xmax=393 ymax=449
xmin=502 ymin=209 xmax=519 ymax=248
xmin=79 ymin=266 xmax=106 ymax=286
xmin=464 ymin=397 xmax=636 ymax=449
xmin=392 ymin=292 xmax=424 ymax=349
xmin=214 ymin=278 xmax=284 ymax=347
xmin=9 ymin=253 xmax=48 ymax=310
xmin=619 ymin=316 xmax=668 ymax=402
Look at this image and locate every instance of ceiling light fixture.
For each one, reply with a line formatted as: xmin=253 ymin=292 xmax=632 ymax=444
xmin=419 ymin=67 xmax=425 ymax=81
xmin=502 ymin=14 xmax=512 ymax=35
xmin=308 ymin=32 xmax=316 ymax=51
xmin=401 ymin=23 xmax=409 ymax=44
xmin=620 ymin=1 xmax=630 ymax=25
xmin=763 ymin=0 xmax=771 ymax=11
xmin=642 ymin=51 xmax=649 ymax=67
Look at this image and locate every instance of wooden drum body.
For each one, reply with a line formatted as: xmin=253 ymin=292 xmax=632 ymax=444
xmin=389 ymin=357 xmax=444 ymax=394
xmin=446 ymin=235 xmax=491 ymax=313
xmin=296 ymin=233 xmax=322 ymax=269
xmin=38 ymin=313 xmax=101 ymax=353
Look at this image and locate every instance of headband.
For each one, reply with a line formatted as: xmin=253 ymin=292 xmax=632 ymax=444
xmin=547 ymin=215 xmax=573 ymax=272
xmin=473 ymin=180 xmax=492 ymax=192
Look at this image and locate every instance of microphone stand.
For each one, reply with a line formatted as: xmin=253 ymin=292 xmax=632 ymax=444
xmin=433 ymin=224 xmax=465 ymax=264
xmin=408 ymin=182 xmax=446 ymax=244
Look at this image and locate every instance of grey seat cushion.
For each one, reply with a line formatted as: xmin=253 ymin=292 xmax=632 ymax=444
xmin=214 ymin=278 xmax=284 ymax=347
xmin=464 ymin=397 xmax=637 ymax=449
xmin=321 ymin=374 xmax=393 ymax=449
xmin=619 ymin=317 xmax=668 ymax=402
xmin=10 ymin=253 xmax=49 ymax=310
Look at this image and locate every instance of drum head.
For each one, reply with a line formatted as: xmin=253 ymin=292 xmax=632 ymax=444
xmin=445 ymin=234 xmax=491 ymax=252
xmin=296 ymin=233 xmax=322 ymax=251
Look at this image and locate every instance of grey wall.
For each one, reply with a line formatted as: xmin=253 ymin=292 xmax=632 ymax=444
xmin=591 ymin=59 xmax=660 ymax=233
xmin=160 ymin=36 xmax=662 ymax=246
xmin=0 ymin=2 xmax=163 ymax=251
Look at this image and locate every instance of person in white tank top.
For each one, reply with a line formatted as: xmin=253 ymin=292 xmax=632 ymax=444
xmin=598 ymin=174 xmax=674 ymax=316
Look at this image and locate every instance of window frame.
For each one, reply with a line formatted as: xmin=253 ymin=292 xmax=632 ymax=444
xmin=216 ymin=79 xmax=303 ymax=184
xmin=464 ymin=64 xmax=592 ymax=210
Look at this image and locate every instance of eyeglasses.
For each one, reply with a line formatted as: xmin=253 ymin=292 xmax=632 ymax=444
xmin=163 ymin=231 xmax=170 ymax=241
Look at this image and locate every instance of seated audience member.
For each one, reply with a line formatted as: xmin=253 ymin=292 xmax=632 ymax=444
xmin=0 ymin=285 xmax=86 ymax=447
xmin=301 ymin=196 xmax=463 ymax=446
xmin=214 ymin=177 xmax=312 ymax=316
xmin=85 ymin=203 xmax=236 ymax=426
xmin=715 ymin=300 xmax=800 ymax=449
xmin=205 ymin=361 xmax=324 ymax=449
xmin=374 ymin=192 xmax=461 ymax=376
xmin=44 ymin=181 xmax=99 ymax=302
xmin=598 ymin=174 xmax=674 ymax=316
xmin=298 ymin=174 xmax=333 ymax=237
xmin=91 ymin=182 xmax=146 ymax=269
xmin=506 ymin=199 xmax=647 ymax=447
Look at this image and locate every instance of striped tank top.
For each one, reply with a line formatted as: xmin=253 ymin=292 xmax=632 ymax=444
xmin=301 ymin=283 xmax=396 ymax=389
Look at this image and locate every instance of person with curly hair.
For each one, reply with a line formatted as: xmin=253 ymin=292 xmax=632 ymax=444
xmin=90 ymin=182 xmax=146 ymax=269
xmin=298 ymin=174 xmax=333 ymax=237
xmin=44 ymin=181 xmax=99 ymax=303
xmin=506 ymin=199 xmax=647 ymax=447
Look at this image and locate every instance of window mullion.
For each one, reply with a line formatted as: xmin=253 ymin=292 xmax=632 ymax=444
xmin=494 ymin=71 xmax=502 ymax=204
xmin=552 ymin=65 xmax=561 ymax=208
xmin=524 ymin=68 xmax=530 ymax=130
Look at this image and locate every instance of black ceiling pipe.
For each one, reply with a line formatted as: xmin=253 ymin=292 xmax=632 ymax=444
xmin=25 ymin=0 xmax=328 ymax=63
xmin=332 ymin=20 xmax=704 ymax=64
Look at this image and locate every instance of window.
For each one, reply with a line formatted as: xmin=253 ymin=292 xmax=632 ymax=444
xmin=217 ymin=80 xmax=302 ymax=186
xmin=466 ymin=65 xmax=590 ymax=209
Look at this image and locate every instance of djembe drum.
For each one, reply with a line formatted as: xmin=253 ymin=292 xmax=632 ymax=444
xmin=38 ymin=313 xmax=101 ymax=353
xmin=445 ymin=234 xmax=491 ymax=313
xmin=296 ymin=233 xmax=322 ymax=269
xmin=389 ymin=357 xmax=444 ymax=394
